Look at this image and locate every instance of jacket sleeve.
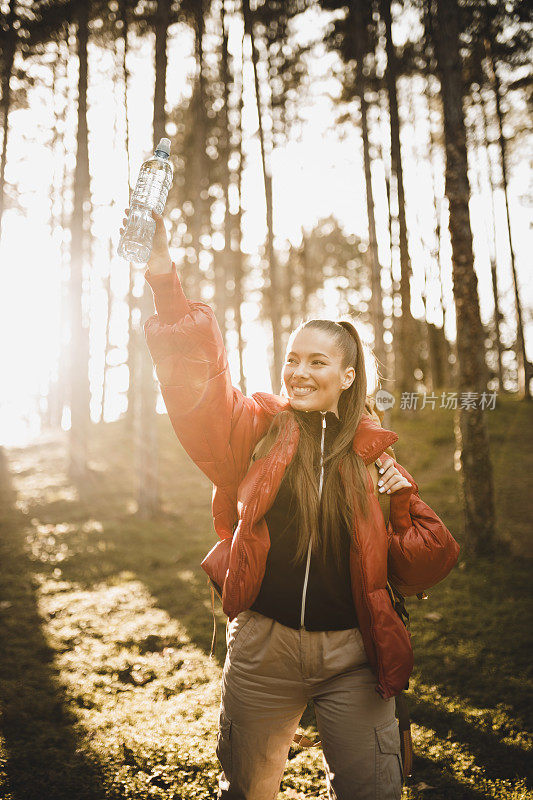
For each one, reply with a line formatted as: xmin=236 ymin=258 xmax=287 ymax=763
xmin=386 ymin=460 xmax=460 ymax=596
xmin=143 ymin=264 xmax=265 ymax=534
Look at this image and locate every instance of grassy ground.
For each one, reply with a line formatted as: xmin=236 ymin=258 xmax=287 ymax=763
xmin=0 ymin=394 xmax=531 ymax=799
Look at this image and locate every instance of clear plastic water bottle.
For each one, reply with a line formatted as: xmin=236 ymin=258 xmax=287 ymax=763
xmin=117 ymin=137 xmax=173 ymax=263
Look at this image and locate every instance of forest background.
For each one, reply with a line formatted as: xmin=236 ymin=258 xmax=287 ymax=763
xmin=0 ymin=0 xmax=531 ymax=798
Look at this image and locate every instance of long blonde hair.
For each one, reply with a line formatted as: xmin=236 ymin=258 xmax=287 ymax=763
xmin=252 ymin=319 xmax=375 ymax=569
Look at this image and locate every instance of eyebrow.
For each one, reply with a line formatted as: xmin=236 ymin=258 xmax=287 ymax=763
xmin=287 ymin=351 xmax=331 ymax=359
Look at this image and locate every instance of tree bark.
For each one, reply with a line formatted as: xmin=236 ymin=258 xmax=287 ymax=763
xmin=404 ymin=74 xmax=443 ymax=393
xmin=243 ymin=0 xmax=283 ymax=392
xmin=136 ymin=0 xmax=172 ymax=518
xmin=45 ymin=33 xmax=67 ymax=428
xmin=349 ymin=0 xmax=386 ymax=380
xmin=101 ymin=245 xmax=113 ymax=423
xmin=152 ymin=0 xmax=169 ymax=145
xmin=473 ymin=89 xmax=505 ymax=391
xmin=184 ymin=5 xmax=207 ymax=301
xmin=0 ymin=0 xmax=18 ymax=244
xmin=0 ymin=0 xmax=17 ymax=243
xmin=423 ymin=75 xmax=450 ymax=389
xmin=300 ymin=231 xmax=310 ymax=318
xmin=379 ymin=0 xmax=418 ymax=393
xmin=376 ymin=88 xmax=397 ymax=390
xmin=484 ymin=38 xmax=531 ymax=399
xmin=119 ymin=0 xmax=137 ymax=426
xmin=215 ymin=0 xmax=232 ymax=342
xmin=434 ymin=0 xmax=496 ymax=555
xmin=68 ymin=3 xmax=91 ymax=482
xmin=233 ymin=23 xmax=246 ymax=395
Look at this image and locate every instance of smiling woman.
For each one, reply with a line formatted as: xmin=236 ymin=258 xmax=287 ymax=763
xmin=256 ymin=316 xmax=391 ymax=571
xmin=283 ymin=324 xmax=356 ymax=417
xmin=141 ymin=215 xmax=460 ymax=798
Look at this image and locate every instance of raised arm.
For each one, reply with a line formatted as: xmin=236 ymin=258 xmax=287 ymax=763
xmin=138 ymin=211 xmax=267 ymax=538
xmin=144 ymin=265 xmax=261 ymax=482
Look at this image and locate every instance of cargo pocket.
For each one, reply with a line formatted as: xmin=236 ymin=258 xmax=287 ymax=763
xmin=375 ymin=718 xmax=403 ymax=799
xmin=216 ymin=709 xmax=232 ymax=778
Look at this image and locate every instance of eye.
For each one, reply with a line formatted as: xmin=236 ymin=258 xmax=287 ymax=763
xmin=312 ymin=360 xmax=325 ymax=365
xmin=286 ymin=358 xmax=296 ymax=364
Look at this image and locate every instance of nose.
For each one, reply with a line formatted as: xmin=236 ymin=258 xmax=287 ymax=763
xmin=292 ymin=362 xmax=309 ymax=380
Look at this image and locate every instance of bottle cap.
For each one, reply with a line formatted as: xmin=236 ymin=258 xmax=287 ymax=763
xmin=155 ymin=138 xmax=171 ymax=156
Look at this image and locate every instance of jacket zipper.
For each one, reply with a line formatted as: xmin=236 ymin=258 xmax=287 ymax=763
xmin=299 ymin=411 xmax=326 ymax=629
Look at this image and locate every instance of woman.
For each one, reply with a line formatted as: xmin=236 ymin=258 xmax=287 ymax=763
xmin=121 ymin=209 xmax=460 ymax=800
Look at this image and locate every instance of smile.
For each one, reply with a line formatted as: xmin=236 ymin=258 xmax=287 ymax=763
xmin=292 ymin=387 xmax=316 ymax=396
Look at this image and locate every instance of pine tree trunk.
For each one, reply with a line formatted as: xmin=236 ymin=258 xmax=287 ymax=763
xmin=69 ymin=2 xmax=91 ymax=482
xmin=185 ymin=6 xmax=207 ymax=302
xmin=136 ymin=0 xmax=172 ymax=518
xmin=300 ymin=232 xmax=310 ymax=318
xmin=46 ymin=34 xmax=65 ymax=428
xmin=422 ymin=1 xmax=452 ymax=391
xmin=127 ymin=262 xmax=137 ymax=424
xmin=471 ymin=90 xmax=504 ymax=390
xmin=377 ymin=88 xmax=396 ymax=389
xmin=215 ymin=0 xmax=232 ymax=343
xmin=234 ymin=29 xmax=246 ymax=395
xmin=152 ymin=0 xmax=170 ymax=145
xmin=101 ymin=247 xmax=113 ymax=423
xmin=243 ymin=0 xmax=283 ymax=392
xmin=404 ymin=76 xmax=440 ymax=393
xmin=484 ymin=39 xmax=531 ymax=399
xmin=286 ymin=256 xmax=297 ymax=332
xmin=119 ymin=0 xmax=137 ymax=426
xmin=423 ymin=75 xmax=450 ymax=389
xmin=0 ymin=0 xmax=16 ymax=243
xmin=350 ymin=0 xmax=386 ymax=379
xmin=55 ymin=25 xmax=71 ymax=429
xmin=434 ymin=0 xmax=496 ymax=555
xmin=478 ymin=91 xmax=504 ymax=390
xmin=380 ymin=0 xmax=417 ymax=393
xmin=426 ymin=321 xmax=449 ymax=390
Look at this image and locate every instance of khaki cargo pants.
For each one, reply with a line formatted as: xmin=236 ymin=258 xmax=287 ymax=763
xmin=216 ymin=610 xmax=403 ymax=800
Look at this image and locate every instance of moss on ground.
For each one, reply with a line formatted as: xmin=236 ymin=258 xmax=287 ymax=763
xmin=0 ymin=394 xmax=531 ymax=799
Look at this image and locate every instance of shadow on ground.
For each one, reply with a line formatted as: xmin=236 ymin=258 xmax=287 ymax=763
xmin=0 ymin=448 xmax=108 ymax=800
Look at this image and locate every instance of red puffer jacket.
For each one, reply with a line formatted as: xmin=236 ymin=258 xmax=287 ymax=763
xmin=144 ymin=265 xmax=460 ymax=700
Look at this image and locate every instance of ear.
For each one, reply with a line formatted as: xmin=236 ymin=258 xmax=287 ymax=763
xmin=342 ymin=366 xmax=355 ymax=390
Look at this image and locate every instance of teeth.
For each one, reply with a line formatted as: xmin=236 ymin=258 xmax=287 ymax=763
xmin=293 ymin=387 xmax=315 ymax=396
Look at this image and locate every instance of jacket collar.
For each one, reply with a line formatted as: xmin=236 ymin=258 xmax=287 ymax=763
xmin=252 ymin=392 xmax=398 ymax=466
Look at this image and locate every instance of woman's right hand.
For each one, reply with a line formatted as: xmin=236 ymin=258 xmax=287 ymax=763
xmin=120 ymin=207 xmax=172 ymax=275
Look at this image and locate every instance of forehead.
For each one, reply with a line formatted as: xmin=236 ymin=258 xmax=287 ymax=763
xmin=287 ymin=327 xmax=341 ymax=359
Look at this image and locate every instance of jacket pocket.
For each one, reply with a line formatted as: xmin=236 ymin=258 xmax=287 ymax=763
xmin=375 ymin=718 xmax=403 ymax=799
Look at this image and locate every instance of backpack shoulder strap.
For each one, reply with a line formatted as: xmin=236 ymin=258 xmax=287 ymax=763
xmin=368 ymin=459 xmax=391 ymax=527
xmin=364 ymin=398 xmax=394 ymax=527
